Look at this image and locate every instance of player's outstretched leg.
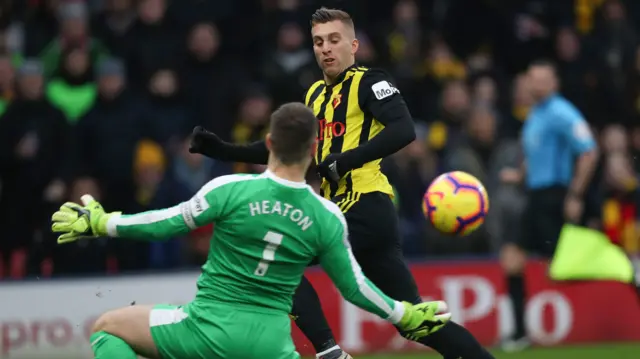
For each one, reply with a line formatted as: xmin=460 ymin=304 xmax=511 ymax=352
xmin=90 ymin=305 xmax=159 ymax=359
xmin=291 ymin=275 xmax=352 ymax=359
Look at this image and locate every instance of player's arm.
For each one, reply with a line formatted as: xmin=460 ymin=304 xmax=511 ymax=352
xmin=318 ymin=209 xmax=405 ymax=324
xmin=556 ymin=106 xmax=598 ymax=197
xmin=190 ymin=126 xmax=269 ymax=164
xmin=52 ymin=176 xmax=237 ymax=244
xmin=105 ymin=176 xmax=234 ymax=239
xmin=339 ymin=69 xmax=416 ymax=168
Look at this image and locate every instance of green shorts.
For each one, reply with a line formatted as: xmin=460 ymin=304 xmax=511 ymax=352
xmin=149 ymin=303 xmax=299 ymax=359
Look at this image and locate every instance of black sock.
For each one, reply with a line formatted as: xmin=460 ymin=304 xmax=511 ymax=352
xmin=291 ymin=275 xmax=337 ymax=353
xmin=507 ymin=274 xmax=527 ymax=338
xmin=418 ymin=321 xmax=495 ymax=359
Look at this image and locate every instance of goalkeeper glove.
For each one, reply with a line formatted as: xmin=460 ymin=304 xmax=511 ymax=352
xmin=51 ymin=195 xmax=119 ymax=244
xmin=398 ymin=300 xmax=451 ymax=341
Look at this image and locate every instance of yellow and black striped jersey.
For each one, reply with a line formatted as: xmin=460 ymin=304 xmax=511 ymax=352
xmin=304 ymin=65 xmax=413 ymax=200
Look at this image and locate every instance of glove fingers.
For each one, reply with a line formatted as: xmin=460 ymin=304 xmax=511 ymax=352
xmin=52 ymin=216 xmax=90 ymax=233
xmin=80 ymin=194 xmax=96 ymax=206
xmin=61 ymin=202 xmax=82 ymax=211
xmin=432 ymin=300 xmax=449 ymax=314
xmin=52 ymin=210 xmax=77 ymax=223
xmin=417 ymin=300 xmax=448 ymax=315
xmin=434 ymin=312 xmax=452 ymax=323
xmin=57 ymin=232 xmax=80 ymax=244
xmin=52 ymin=221 xmax=73 ymax=233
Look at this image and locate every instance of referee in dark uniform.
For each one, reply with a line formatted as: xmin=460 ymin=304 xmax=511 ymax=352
xmin=500 ymin=60 xmax=598 ymax=352
xmin=189 ymin=7 xmax=494 ymax=359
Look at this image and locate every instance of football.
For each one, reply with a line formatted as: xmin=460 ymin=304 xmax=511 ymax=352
xmin=422 ymin=171 xmax=489 ymax=236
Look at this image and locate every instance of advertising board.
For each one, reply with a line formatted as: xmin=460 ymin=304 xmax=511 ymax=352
xmin=1 ymin=261 xmax=639 ymax=358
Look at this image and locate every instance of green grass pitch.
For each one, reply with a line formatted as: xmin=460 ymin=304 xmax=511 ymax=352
xmin=304 ymin=343 xmax=640 ymax=359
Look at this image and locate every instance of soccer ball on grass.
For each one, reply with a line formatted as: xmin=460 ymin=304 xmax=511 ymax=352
xmin=422 ymin=171 xmax=489 ymax=236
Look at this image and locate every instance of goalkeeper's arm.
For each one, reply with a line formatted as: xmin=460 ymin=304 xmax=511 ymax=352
xmin=318 ymin=210 xmax=405 ymax=323
xmin=104 ymin=202 xmax=197 ymax=240
xmin=101 ymin=176 xmax=233 ymax=240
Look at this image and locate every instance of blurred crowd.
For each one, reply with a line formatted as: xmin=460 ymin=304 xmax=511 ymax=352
xmin=0 ymin=0 xmax=639 ymax=279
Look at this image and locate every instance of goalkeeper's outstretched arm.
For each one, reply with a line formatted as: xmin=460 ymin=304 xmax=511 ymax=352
xmin=317 ymin=202 xmax=405 ymax=323
xmin=105 ymin=175 xmax=238 ymax=240
xmin=105 ymin=202 xmax=198 ymax=240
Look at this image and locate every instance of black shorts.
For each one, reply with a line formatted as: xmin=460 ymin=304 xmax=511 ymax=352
xmin=330 ymin=191 xmax=422 ymax=304
xmin=519 ymin=186 xmax=566 ymax=258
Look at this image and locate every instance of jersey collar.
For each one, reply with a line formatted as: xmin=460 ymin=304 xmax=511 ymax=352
xmin=325 ymin=63 xmax=359 ymax=86
xmin=263 ymin=170 xmax=308 ymax=189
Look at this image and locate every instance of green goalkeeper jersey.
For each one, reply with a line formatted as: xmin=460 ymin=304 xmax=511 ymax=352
xmin=104 ymin=170 xmax=404 ymax=323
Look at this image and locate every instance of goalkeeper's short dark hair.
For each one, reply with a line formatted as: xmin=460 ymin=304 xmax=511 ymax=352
xmin=269 ymin=102 xmax=318 ymax=165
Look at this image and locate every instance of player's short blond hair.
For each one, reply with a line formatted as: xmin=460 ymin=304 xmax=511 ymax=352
xmin=310 ymin=7 xmax=354 ymax=30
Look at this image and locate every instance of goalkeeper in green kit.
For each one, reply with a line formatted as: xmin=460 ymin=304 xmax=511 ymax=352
xmin=51 ymin=102 xmax=451 ymax=359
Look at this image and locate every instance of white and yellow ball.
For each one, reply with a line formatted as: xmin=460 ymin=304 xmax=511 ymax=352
xmin=422 ymin=171 xmax=489 ymax=236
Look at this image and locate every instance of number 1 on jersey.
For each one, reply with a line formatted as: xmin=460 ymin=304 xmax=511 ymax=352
xmin=254 ymin=231 xmax=284 ymax=276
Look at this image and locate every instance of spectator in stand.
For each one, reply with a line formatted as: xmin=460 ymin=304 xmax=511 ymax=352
xmin=0 ymin=0 xmax=26 ymax=57
xmin=470 ymin=75 xmax=500 ymax=109
xmin=600 ymin=150 xmax=640 ymax=254
xmin=144 ymin=67 xmax=190 ymax=150
xmin=125 ymin=0 xmax=182 ymax=90
xmin=623 ymin=45 xmax=640 ymax=125
xmin=597 ymin=124 xmax=639 ymax=254
xmin=631 ymin=126 xmax=640 ymax=173
xmin=496 ymin=0 xmax=554 ymax=76
xmin=389 ymin=124 xmax=437 ymax=256
xmin=425 ymin=80 xmax=470 ymax=165
xmin=446 ymin=105 xmax=524 ymax=252
xmin=262 ymin=21 xmax=318 ymax=106
xmin=354 ymin=30 xmax=378 ymax=68
xmin=127 ymin=139 xmax=166 ymax=270
xmin=0 ymin=59 xmax=69 ymax=278
xmin=415 ymin=40 xmax=467 ymax=120
xmin=72 ymin=57 xmax=152 ymax=213
xmin=230 ymin=86 xmax=272 ymax=174
xmin=181 ymin=21 xmax=246 ymax=139
xmin=39 ymin=1 xmax=109 ymax=78
xmin=554 ymin=27 xmax=591 ymax=116
xmin=590 ymin=0 xmax=637 ymax=125
xmin=503 ymin=73 xmax=534 ymax=138
xmin=383 ymin=0 xmax=422 ymax=83
xmin=143 ymin=135 xmax=231 ymax=269
xmin=22 ymin=0 xmax=60 ymax=57
xmin=0 ymin=53 xmax=15 ymax=116
xmin=46 ymin=46 xmax=98 ymax=123
xmin=92 ymin=0 xmax=137 ymax=57
xmin=164 ymin=135 xmax=231 ymax=200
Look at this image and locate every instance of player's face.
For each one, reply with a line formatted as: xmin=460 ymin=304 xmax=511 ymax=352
xmin=527 ymin=66 xmax=557 ymax=101
xmin=312 ymin=21 xmax=358 ymax=80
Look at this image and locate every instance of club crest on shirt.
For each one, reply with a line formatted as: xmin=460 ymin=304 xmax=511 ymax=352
xmin=332 ymin=94 xmax=342 ymax=109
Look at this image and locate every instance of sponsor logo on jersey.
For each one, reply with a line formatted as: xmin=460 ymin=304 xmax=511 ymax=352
xmin=371 ymin=80 xmax=399 ymax=100
xmin=317 ymin=118 xmax=345 ymax=140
